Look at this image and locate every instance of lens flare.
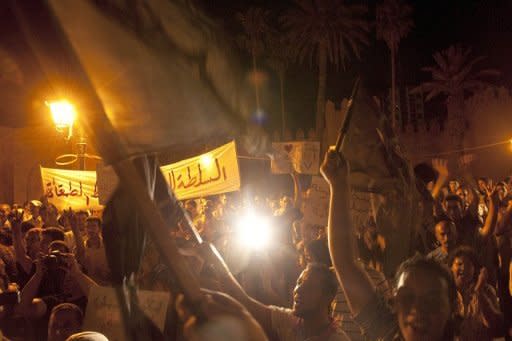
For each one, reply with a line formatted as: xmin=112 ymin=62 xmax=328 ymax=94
xmin=47 ymin=100 xmax=76 ymax=128
xmin=235 ymin=212 xmax=271 ymax=250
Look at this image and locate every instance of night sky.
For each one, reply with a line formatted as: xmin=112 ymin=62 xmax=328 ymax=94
xmin=200 ymin=0 xmax=512 ymax=131
xmin=1 ymin=0 xmax=511 ymax=131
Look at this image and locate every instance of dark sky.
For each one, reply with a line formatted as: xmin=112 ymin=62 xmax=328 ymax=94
xmin=199 ymin=0 xmax=512 ymax=131
xmin=1 ymin=0 xmax=511 ymax=131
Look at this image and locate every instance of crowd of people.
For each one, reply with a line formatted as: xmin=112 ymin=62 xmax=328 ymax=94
xmin=0 ymin=148 xmax=510 ymax=340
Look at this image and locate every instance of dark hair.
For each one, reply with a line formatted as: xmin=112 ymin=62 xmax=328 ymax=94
xmin=414 ymin=163 xmax=438 ymax=184
xmin=42 ymin=227 xmax=65 ymax=242
xmin=394 ymin=254 xmax=458 ymax=339
xmin=307 ymin=263 xmax=338 ymax=302
xmin=51 ymin=303 xmax=83 ymax=321
xmin=447 ymin=246 xmax=480 ymax=281
xmin=21 ymin=221 xmax=36 ymax=234
xmin=305 ymin=239 xmax=332 ymax=267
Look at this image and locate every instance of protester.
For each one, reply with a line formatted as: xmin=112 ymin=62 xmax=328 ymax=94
xmin=47 ymin=303 xmax=84 ymax=341
xmin=448 ymin=246 xmax=503 ymax=340
xmin=428 ymin=220 xmax=458 ymax=264
xmin=321 ymin=148 xmax=459 ymax=340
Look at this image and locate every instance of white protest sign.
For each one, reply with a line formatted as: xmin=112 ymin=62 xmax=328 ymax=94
xmin=40 ymin=167 xmax=100 ymax=210
xmin=83 ymin=286 xmax=170 ymax=341
xmin=302 ymin=175 xmax=330 ymax=227
xmin=271 ymin=141 xmax=320 ymax=175
xmin=160 ymin=140 xmax=240 ymax=200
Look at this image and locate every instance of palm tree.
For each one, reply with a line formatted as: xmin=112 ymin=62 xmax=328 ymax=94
xmin=281 ymin=0 xmax=370 ymax=138
xmin=236 ymin=7 xmax=272 ymax=115
xmin=266 ymin=32 xmax=292 ymax=137
xmin=413 ymin=45 xmax=499 ymax=151
xmin=376 ymin=0 xmax=413 ymax=130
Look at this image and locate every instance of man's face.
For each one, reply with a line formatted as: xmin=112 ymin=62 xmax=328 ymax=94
xmin=86 ymin=221 xmax=100 ymax=238
xmin=477 ymin=179 xmax=487 ymax=192
xmin=434 ymin=222 xmax=457 ymax=252
xmin=292 ymin=268 xmax=328 ymax=318
xmin=451 ymin=255 xmax=475 ymax=289
xmin=448 ymin=181 xmax=459 ymax=193
xmin=444 ymin=199 xmax=463 ymax=221
xmin=30 ymin=204 xmax=40 ymax=218
xmin=396 ymin=268 xmax=452 ymax=341
xmin=48 ymin=310 xmax=82 ymax=341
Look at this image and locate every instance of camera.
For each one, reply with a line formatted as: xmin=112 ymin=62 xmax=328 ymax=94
xmin=43 ymin=250 xmax=67 ymax=270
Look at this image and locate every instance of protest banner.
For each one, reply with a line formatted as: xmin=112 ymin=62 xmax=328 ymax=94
xmin=40 ymin=167 xmax=99 ymax=210
xmin=83 ymin=286 xmax=170 ymax=341
xmin=270 ymin=141 xmax=320 ymax=175
xmin=302 ymin=175 xmax=330 ymax=227
xmin=160 ymin=141 xmax=240 ymax=200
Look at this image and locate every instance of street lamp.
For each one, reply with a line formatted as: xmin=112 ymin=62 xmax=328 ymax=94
xmin=47 ymin=99 xmax=100 ymax=170
xmin=47 ymin=99 xmax=76 ymax=140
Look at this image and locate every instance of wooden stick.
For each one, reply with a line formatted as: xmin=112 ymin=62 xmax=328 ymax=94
xmin=335 ymin=77 xmax=360 ymax=153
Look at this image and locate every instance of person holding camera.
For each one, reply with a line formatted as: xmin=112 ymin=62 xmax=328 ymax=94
xmin=18 ymin=242 xmax=97 ymax=324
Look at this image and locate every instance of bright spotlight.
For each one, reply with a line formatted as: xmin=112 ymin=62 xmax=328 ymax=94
xmin=47 ymin=100 xmax=76 ymax=129
xmin=235 ymin=212 xmax=272 ymax=251
xmin=200 ymin=153 xmax=214 ymax=168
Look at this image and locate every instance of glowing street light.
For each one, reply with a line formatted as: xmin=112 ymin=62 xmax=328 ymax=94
xmin=47 ymin=100 xmax=76 ymax=129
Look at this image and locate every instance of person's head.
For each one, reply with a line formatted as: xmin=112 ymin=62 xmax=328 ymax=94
xmin=41 ymin=227 xmax=65 ymax=254
xmin=279 ymin=195 xmax=292 ymax=211
xmin=362 ymin=222 xmax=379 ymax=252
xmin=40 ymin=204 xmax=59 ymax=225
xmin=49 ymin=240 xmax=70 ymax=254
xmin=85 ymin=217 xmax=101 ymax=239
xmin=25 ymin=227 xmax=42 ymax=258
xmin=292 ymin=264 xmax=338 ymax=319
xmin=185 ymin=200 xmax=198 ymax=217
xmin=443 ymin=194 xmax=464 ymax=221
xmin=434 ymin=220 xmax=458 ymax=253
xmin=455 ymin=187 xmax=466 ymax=203
xmin=29 ymin=200 xmax=42 ymax=218
xmin=394 ymin=255 xmax=457 ymax=341
xmin=448 ymin=246 xmax=479 ymax=290
xmin=448 ymin=180 xmax=460 ymax=193
xmin=304 ymin=239 xmax=332 ymax=266
xmin=48 ymin=303 xmax=83 ymax=341
xmin=496 ymin=181 xmax=508 ymax=202
xmin=477 ymin=177 xmax=488 ymax=193
xmin=75 ymin=211 xmax=89 ymax=232
xmin=202 ymin=200 xmax=215 ymax=217
xmin=0 ymin=204 xmax=11 ymax=224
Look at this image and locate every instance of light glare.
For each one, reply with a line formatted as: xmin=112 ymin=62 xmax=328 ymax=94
xmin=47 ymin=100 xmax=76 ymax=128
xmin=236 ymin=213 xmax=271 ymax=250
xmin=200 ymin=153 xmax=214 ymax=168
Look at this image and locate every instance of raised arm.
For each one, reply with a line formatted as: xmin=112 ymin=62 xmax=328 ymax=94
xmin=320 ymin=149 xmax=375 ymax=316
xmin=19 ymin=259 xmax=44 ymax=314
xmin=10 ymin=213 xmax=33 ymax=274
xmin=479 ymin=182 xmax=500 ymax=239
xmin=69 ymin=211 xmax=86 ymax=264
xmin=291 ymin=171 xmax=302 ymax=210
xmin=431 ymin=159 xmax=449 ymax=200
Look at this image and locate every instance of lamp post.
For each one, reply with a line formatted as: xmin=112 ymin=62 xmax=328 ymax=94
xmin=47 ymin=99 xmax=100 ymax=170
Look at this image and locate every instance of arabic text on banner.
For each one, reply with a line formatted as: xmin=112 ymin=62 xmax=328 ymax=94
xmin=83 ymin=286 xmax=170 ymax=341
xmin=40 ymin=167 xmax=100 ymax=210
xmin=160 ymin=141 xmax=241 ymax=200
xmin=271 ymin=141 xmax=320 ymax=175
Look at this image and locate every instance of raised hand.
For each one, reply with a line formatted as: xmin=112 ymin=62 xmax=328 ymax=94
xmin=484 ymin=180 xmax=499 ymax=203
xmin=320 ymin=147 xmax=349 ymax=187
xmin=432 ymin=158 xmax=449 ymax=178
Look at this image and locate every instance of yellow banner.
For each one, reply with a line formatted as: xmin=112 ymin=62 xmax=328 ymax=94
xmin=160 ymin=141 xmax=240 ymax=200
xmin=41 ymin=167 xmax=100 ymax=210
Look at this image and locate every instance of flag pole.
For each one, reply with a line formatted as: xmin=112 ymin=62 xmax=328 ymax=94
xmin=10 ymin=0 xmax=206 ymax=319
